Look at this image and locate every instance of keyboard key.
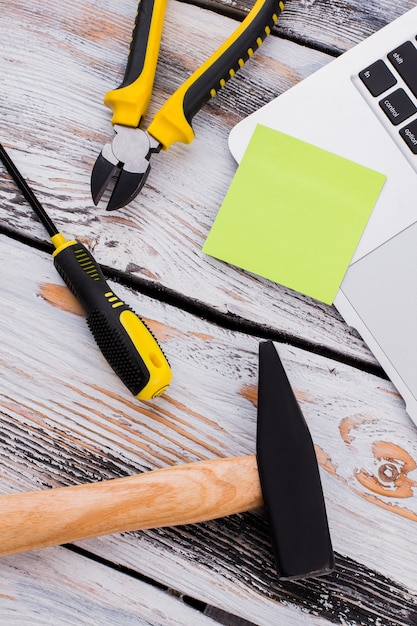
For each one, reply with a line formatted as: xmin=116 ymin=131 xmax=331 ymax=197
xmin=379 ymin=88 xmax=417 ymax=125
xmin=359 ymin=60 xmax=397 ymax=96
xmin=400 ymin=118 xmax=417 ymax=154
xmin=388 ymin=41 xmax=417 ymax=97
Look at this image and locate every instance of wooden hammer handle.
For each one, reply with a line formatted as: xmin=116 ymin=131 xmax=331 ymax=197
xmin=0 ymin=455 xmax=262 ymax=556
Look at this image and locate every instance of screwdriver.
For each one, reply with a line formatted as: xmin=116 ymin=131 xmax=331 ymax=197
xmin=0 ymin=143 xmax=172 ymax=399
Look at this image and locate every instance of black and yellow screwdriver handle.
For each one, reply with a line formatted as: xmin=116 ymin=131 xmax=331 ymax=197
xmin=148 ymin=0 xmax=284 ymax=148
xmin=51 ymin=233 xmax=172 ymax=400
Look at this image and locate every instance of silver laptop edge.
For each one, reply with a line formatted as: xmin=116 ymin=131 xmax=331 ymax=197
xmin=228 ymin=7 xmax=417 ymax=423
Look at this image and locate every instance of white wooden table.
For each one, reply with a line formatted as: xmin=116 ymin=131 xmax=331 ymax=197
xmin=1 ymin=1 xmax=417 ymax=624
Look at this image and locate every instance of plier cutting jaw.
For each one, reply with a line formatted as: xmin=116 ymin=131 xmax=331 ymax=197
xmin=91 ymin=124 xmax=160 ymax=211
xmin=91 ymin=0 xmax=284 ymax=211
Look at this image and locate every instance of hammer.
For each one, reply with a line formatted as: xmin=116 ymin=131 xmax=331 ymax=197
xmin=0 ymin=342 xmax=334 ymax=580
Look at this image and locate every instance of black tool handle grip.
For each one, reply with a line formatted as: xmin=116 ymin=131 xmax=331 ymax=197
xmin=52 ymin=239 xmax=171 ymax=399
xmin=148 ymin=0 xmax=284 ymax=148
xmin=182 ymin=0 xmax=283 ymax=125
xmin=103 ymin=0 xmax=168 ymax=127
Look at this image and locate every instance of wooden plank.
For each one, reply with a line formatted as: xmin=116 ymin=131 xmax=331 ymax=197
xmin=2 ymin=1 xmax=417 ymax=623
xmin=202 ymin=0 xmax=417 ymax=53
xmin=0 ymin=546 xmax=218 ymax=625
xmin=1 ymin=235 xmax=416 ymax=625
xmin=0 ymin=0 xmax=381 ymax=368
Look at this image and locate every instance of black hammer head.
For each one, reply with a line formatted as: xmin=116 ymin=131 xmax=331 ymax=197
xmin=256 ymin=341 xmax=335 ymax=580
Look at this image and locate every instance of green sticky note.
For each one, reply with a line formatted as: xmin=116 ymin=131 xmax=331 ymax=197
xmin=203 ymin=125 xmax=386 ymax=304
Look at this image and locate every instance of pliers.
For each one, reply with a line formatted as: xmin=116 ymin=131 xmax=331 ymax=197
xmin=90 ymin=0 xmax=284 ymax=211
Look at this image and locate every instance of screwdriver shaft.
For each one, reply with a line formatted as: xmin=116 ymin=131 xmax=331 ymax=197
xmin=0 ymin=143 xmax=58 ymax=237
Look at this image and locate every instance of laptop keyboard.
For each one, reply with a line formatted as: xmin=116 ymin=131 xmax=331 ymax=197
xmin=357 ymin=38 xmax=417 ymax=158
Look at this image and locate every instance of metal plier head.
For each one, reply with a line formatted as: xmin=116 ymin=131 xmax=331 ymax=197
xmin=91 ymin=0 xmax=285 ymax=211
xmin=91 ymin=125 xmax=160 ymax=211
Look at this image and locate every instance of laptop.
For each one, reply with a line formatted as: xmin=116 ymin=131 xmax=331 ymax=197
xmin=228 ymin=6 xmax=417 ymax=424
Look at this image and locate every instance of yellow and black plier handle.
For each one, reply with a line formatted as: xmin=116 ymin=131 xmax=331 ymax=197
xmin=104 ymin=0 xmax=168 ymax=131
xmin=91 ymin=0 xmax=284 ymax=210
xmin=106 ymin=0 xmax=283 ymax=147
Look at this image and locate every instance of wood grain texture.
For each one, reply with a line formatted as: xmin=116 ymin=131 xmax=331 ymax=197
xmin=208 ymin=0 xmax=417 ymax=53
xmin=2 ymin=0 xmax=417 ymax=624
xmin=0 ymin=546 xmax=218 ymax=625
xmin=0 ymin=456 xmax=261 ymax=556
xmin=1 ymin=236 xmax=417 ymax=625
xmin=0 ymin=0 xmax=382 ymax=368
